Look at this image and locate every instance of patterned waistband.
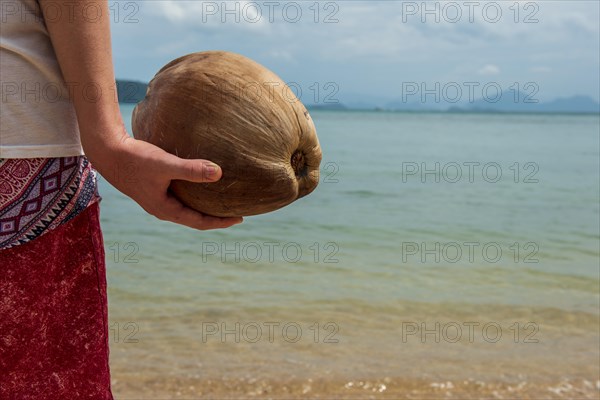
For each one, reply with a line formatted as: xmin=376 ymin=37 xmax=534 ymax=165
xmin=0 ymin=157 xmax=101 ymax=250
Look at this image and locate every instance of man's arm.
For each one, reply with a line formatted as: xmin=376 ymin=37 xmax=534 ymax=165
xmin=40 ymin=0 xmax=242 ymax=230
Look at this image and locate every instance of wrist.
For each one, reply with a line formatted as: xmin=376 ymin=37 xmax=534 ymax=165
xmin=81 ymin=122 xmax=129 ymax=174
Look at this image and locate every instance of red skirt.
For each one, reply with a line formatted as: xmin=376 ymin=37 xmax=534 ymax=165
xmin=0 ymin=158 xmax=113 ymax=398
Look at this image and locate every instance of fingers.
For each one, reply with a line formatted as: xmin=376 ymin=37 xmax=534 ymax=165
xmin=163 ymin=154 xmax=223 ymax=183
xmin=122 ymin=139 xmax=241 ymax=230
xmin=154 ymin=192 xmax=243 ymax=231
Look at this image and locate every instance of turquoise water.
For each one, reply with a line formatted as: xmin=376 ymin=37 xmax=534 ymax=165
xmin=104 ymin=105 xmax=599 ymax=390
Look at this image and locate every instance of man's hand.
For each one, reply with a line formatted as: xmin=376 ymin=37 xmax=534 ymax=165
xmin=92 ymin=134 xmax=242 ymax=230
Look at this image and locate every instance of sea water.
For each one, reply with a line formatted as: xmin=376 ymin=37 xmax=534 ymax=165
xmin=103 ymin=105 xmax=599 ymax=396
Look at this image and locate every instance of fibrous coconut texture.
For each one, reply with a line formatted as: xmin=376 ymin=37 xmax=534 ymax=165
xmin=132 ymin=51 xmax=322 ymax=217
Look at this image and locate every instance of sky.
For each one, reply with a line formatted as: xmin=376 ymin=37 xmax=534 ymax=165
xmin=110 ymin=1 xmax=600 ymax=105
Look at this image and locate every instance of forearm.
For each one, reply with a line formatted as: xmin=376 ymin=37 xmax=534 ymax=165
xmin=39 ymin=0 xmax=241 ymax=229
xmin=40 ymin=0 xmax=125 ymax=160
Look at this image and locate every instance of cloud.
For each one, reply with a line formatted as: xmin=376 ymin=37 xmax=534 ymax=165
xmin=478 ymin=64 xmax=500 ymax=76
xmin=110 ymin=1 xmax=600 ymax=101
xmin=264 ymin=50 xmax=295 ymax=63
xmin=144 ymin=1 xmax=272 ymax=33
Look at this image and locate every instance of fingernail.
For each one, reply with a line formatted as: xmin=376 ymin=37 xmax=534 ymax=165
xmin=205 ymin=163 xmax=220 ymax=179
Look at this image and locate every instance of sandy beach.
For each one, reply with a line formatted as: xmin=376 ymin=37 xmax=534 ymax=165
xmin=111 ymin=375 xmax=600 ymax=399
xmin=106 ymin=300 xmax=600 ymax=399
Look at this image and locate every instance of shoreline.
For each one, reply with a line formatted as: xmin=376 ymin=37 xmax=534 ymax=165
xmin=111 ymin=375 xmax=600 ymax=399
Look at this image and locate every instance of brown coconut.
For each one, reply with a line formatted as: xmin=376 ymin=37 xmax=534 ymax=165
xmin=132 ymin=51 xmax=322 ymax=217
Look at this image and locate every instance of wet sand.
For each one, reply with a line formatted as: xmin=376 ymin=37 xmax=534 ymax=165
xmin=111 ymin=375 xmax=599 ymax=399
xmin=107 ymin=302 xmax=599 ymax=399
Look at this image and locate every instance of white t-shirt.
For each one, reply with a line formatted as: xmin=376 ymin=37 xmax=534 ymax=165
xmin=1 ymin=0 xmax=83 ymax=158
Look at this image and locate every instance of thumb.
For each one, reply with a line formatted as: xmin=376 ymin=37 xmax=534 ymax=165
xmin=165 ymin=155 xmax=223 ymax=183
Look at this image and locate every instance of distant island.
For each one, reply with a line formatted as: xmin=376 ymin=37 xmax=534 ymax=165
xmin=341 ymin=91 xmax=600 ymax=114
xmin=306 ymin=103 xmax=347 ymax=111
xmin=116 ymin=79 xmax=147 ymax=103
xmin=116 ymin=80 xmax=600 ymax=114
